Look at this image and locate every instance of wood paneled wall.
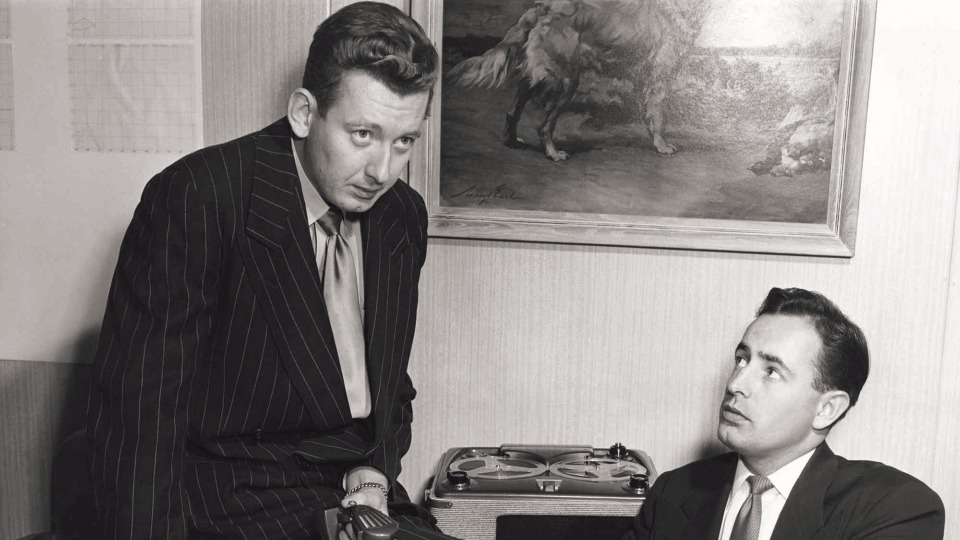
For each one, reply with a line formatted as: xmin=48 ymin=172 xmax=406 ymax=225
xmin=0 ymin=360 xmax=90 ymax=538
xmin=201 ymin=0 xmax=407 ymax=145
xmin=2 ymin=1 xmax=959 ymax=539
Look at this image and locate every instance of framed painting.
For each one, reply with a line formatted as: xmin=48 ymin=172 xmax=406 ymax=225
xmin=408 ymin=0 xmax=877 ymax=256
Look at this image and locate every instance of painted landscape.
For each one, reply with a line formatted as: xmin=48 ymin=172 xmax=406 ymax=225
xmin=439 ymin=0 xmax=846 ymax=223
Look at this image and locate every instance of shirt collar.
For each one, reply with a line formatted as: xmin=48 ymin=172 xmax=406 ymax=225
xmin=291 ymin=138 xmax=329 ymax=224
xmin=733 ymin=448 xmax=816 ymax=500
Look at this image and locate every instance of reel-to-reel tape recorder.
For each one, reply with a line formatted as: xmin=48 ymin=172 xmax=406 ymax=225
xmin=425 ymin=443 xmax=657 ymax=540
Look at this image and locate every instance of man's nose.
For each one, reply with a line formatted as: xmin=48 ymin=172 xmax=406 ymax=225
xmin=726 ymin=365 xmax=751 ymax=397
xmin=366 ymin=145 xmax=392 ymax=185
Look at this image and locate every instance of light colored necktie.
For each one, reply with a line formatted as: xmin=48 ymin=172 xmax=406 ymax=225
xmin=316 ymin=208 xmax=371 ymax=419
xmin=730 ymin=475 xmax=774 ymax=540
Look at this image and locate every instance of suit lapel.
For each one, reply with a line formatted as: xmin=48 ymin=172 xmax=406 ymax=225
xmin=681 ymin=493 xmax=728 ymax=539
xmin=242 ymin=118 xmax=352 ymax=432
xmin=677 ymin=454 xmax=736 ymax=539
xmin=772 ymin=444 xmax=836 ymax=540
xmin=360 ymin=192 xmax=413 ymax=441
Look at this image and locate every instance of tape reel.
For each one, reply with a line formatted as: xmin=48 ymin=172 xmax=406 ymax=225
xmin=449 ymin=449 xmax=548 ymax=480
xmin=548 ymin=452 xmax=646 ymax=482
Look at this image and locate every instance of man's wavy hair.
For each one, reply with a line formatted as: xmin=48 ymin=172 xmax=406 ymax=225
xmin=302 ymin=1 xmax=439 ymax=118
xmin=757 ymin=287 xmax=869 ymax=422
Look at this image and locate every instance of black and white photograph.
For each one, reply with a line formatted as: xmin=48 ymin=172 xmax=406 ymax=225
xmin=1 ymin=1 xmax=958 ymax=539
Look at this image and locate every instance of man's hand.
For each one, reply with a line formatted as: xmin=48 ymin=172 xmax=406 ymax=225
xmin=341 ymin=466 xmax=389 ymax=515
xmin=341 ymin=485 xmax=389 ymax=515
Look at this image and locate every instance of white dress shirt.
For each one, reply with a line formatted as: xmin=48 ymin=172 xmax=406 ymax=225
xmin=291 ymin=139 xmax=365 ymax=310
xmin=718 ymin=448 xmax=816 ymax=540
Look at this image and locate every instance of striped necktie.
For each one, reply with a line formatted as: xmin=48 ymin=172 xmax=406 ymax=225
xmin=730 ymin=475 xmax=774 ymax=540
xmin=316 ymin=208 xmax=370 ymax=418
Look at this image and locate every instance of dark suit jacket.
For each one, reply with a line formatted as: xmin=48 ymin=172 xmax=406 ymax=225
xmin=628 ymin=443 xmax=944 ymax=540
xmin=86 ymin=118 xmax=430 ymax=539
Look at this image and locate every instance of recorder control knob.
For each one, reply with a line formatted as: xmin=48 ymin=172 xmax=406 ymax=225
xmin=625 ymin=473 xmax=649 ymax=495
xmin=608 ymin=442 xmax=628 ymax=459
xmin=446 ymin=470 xmax=471 ymax=490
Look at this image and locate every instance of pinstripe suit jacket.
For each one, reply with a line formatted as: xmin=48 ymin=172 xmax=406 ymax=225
xmin=86 ymin=118 xmax=429 ymax=539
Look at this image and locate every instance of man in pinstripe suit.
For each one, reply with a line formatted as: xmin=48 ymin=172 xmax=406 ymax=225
xmin=85 ymin=3 xmax=456 ymax=539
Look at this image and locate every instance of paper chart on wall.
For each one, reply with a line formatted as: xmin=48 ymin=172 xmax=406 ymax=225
xmin=0 ymin=0 xmax=12 ymax=151
xmin=0 ymin=44 xmax=12 ymax=151
xmin=67 ymin=0 xmax=199 ymax=153
xmin=0 ymin=0 xmax=9 ymax=39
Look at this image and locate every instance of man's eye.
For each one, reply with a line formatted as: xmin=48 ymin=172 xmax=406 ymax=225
xmin=766 ymin=368 xmax=781 ymax=380
xmin=352 ymin=130 xmax=372 ymax=142
xmin=735 ymin=356 xmax=747 ymax=367
xmin=395 ymin=136 xmax=416 ymax=150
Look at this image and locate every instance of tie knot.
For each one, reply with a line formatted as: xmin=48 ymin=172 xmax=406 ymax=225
xmin=746 ymin=475 xmax=773 ymax=495
xmin=317 ymin=208 xmax=343 ymax=236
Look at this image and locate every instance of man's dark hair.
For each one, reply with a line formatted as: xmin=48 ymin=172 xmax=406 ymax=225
xmin=757 ymin=287 xmax=869 ymax=417
xmin=302 ymin=2 xmax=439 ymax=118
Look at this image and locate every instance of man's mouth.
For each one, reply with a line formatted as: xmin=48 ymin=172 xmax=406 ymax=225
xmin=353 ymin=185 xmax=380 ymax=199
xmin=721 ymin=403 xmax=748 ymax=422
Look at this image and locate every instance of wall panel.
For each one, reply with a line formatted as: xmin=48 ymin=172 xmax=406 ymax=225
xmin=932 ymin=141 xmax=960 ymax=532
xmin=202 ymin=1 xmax=330 ymax=145
xmin=202 ymin=0 xmax=409 ymax=145
xmin=0 ymin=360 xmax=90 ymax=539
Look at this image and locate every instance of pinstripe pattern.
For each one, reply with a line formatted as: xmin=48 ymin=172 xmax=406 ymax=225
xmin=86 ymin=119 xmax=452 ymax=539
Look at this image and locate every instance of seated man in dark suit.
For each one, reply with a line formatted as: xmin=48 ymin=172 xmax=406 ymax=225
xmin=85 ymin=2 xmax=456 ymax=539
xmin=628 ymin=287 xmax=944 ymax=540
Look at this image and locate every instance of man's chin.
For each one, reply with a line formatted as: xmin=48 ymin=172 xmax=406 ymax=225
xmin=341 ymin=196 xmax=379 ymax=214
xmin=717 ymin=424 xmax=743 ymax=450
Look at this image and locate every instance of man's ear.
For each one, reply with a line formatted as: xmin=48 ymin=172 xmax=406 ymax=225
xmin=287 ymin=88 xmax=316 ymax=139
xmin=812 ymin=390 xmax=850 ymax=430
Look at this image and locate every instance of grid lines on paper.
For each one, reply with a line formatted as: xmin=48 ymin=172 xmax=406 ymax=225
xmin=0 ymin=0 xmax=10 ymax=39
xmin=68 ymin=0 xmax=193 ymax=39
xmin=69 ymin=43 xmax=195 ymax=153
xmin=0 ymin=44 xmax=13 ymax=150
xmin=0 ymin=0 xmax=10 ymax=150
xmin=67 ymin=0 xmax=198 ymax=153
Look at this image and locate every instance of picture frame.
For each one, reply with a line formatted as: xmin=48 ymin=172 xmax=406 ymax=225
xmin=409 ymin=0 xmax=877 ymax=257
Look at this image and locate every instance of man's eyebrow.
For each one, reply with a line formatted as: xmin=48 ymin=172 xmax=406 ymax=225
xmin=344 ymin=121 xmax=422 ymax=139
xmin=345 ymin=120 xmax=381 ymax=132
xmin=758 ymin=351 xmax=793 ymax=374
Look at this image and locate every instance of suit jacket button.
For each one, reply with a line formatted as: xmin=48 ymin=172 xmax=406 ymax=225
xmin=254 ymin=429 xmax=263 ymax=441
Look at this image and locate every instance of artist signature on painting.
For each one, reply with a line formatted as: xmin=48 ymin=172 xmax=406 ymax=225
xmin=450 ymin=183 xmax=522 ymax=206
